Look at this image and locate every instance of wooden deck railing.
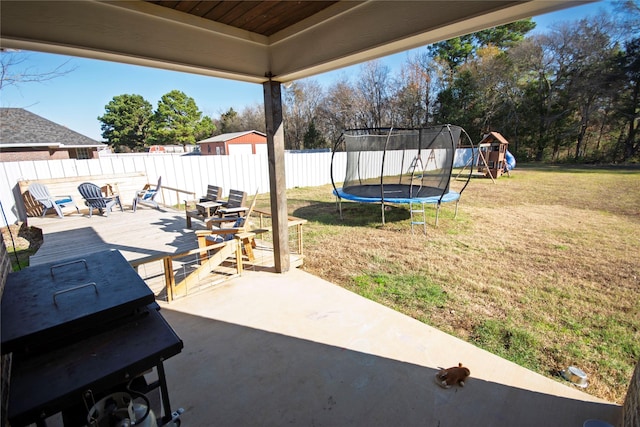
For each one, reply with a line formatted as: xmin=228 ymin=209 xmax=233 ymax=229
xmin=158 ymin=185 xmax=196 ymax=209
xmin=252 ymin=209 xmax=307 ymax=257
xmin=129 ymin=211 xmax=307 ymax=302
xmin=130 ymin=240 xmax=239 ymax=302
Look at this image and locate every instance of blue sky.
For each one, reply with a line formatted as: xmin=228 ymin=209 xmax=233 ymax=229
xmin=0 ymin=1 xmax=615 ymax=141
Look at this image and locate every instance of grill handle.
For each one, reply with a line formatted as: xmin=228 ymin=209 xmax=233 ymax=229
xmin=50 ymin=258 xmax=88 ymax=278
xmin=53 ymin=282 xmax=98 ymax=305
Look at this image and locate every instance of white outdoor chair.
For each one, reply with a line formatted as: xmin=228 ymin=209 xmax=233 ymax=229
xmin=132 ymin=176 xmax=162 ymax=212
xmin=28 ymin=182 xmax=79 ymax=218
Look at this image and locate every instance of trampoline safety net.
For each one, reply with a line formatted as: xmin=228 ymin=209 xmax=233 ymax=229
xmin=333 ymin=125 xmax=463 ymax=201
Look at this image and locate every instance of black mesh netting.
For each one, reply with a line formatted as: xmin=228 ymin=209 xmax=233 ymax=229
xmin=333 ymin=125 xmax=462 ymax=201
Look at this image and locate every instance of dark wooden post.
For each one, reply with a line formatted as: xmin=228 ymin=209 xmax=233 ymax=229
xmin=263 ymin=79 xmax=290 ymax=272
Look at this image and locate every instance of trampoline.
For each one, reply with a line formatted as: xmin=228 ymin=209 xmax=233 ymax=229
xmin=331 ymin=125 xmax=474 ymax=228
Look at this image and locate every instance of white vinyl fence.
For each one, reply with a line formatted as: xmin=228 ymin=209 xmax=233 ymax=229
xmin=0 ymin=149 xmax=472 ymax=225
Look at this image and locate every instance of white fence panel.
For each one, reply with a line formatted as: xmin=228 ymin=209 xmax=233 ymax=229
xmin=0 ymin=148 xmax=474 ymax=225
xmin=19 ymin=161 xmax=39 ymax=180
xmin=284 ymin=153 xmax=296 ymax=189
xmin=254 ymin=154 xmax=269 ymax=193
xmin=193 ymin=156 xmax=212 ymax=197
xmin=61 ymin=159 xmax=80 ymax=178
xmin=75 ymin=159 xmax=92 ymax=176
xmin=87 ymin=158 xmax=105 ymax=176
xmin=330 ymin=152 xmax=347 ymax=186
xmin=46 ymin=160 xmax=66 ymax=178
xmin=1 ymin=162 xmax=26 ymax=220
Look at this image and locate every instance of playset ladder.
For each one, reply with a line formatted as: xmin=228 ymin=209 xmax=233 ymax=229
xmin=425 ymin=149 xmax=437 ymax=170
xmin=407 ymin=154 xmax=424 ymax=176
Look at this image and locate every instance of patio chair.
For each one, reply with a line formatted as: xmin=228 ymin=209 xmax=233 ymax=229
xmin=196 ymin=191 xmax=261 ymax=261
xmin=184 ymin=185 xmax=224 ymax=228
xmin=216 ymin=189 xmax=248 ymax=218
xmin=28 ymin=182 xmax=79 ymax=218
xmin=199 ymin=185 xmax=222 ymax=203
xmin=77 ymin=182 xmax=123 ymax=217
xmin=132 ymin=176 xmax=162 ymax=212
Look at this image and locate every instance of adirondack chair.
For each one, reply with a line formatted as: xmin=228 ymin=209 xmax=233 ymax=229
xmin=77 ymin=182 xmax=123 ymax=217
xmin=28 ymin=182 xmax=79 ymax=218
xmin=199 ymin=185 xmax=222 ymax=203
xmin=185 ymin=185 xmax=224 ymax=228
xmin=196 ymin=191 xmax=260 ymax=261
xmin=184 ymin=194 xmax=258 ymax=292
xmin=216 ymin=189 xmax=248 ymax=218
xmin=132 ymin=176 xmax=162 ymax=212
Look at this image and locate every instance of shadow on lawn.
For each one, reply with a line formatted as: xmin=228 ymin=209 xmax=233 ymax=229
xmin=291 ymin=199 xmax=411 ymax=226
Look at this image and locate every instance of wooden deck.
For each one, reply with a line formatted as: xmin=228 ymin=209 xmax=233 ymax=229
xmin=26 ymin=206 xmax=301 ymax=301
xmin=28 ymin=206 xmax=206 ymax=266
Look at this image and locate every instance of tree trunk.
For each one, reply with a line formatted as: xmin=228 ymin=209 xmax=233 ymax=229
xmin=622 ymin=79 xmax=640 ymax=161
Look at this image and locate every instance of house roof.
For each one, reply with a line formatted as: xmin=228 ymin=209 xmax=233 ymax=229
xmin=197 ymin=131 xmax=267 ymax=144
xmin=0 ymin=108 xmax=105 ymax=149
xmin=0 ymin=1 xmax=582 ymax=84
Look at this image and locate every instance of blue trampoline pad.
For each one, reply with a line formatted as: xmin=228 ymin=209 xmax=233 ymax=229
xmin=333 ymin=187 xmax=460 ymax=205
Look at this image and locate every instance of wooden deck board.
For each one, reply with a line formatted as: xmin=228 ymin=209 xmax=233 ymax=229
xmin=27 ymin=206 xmax=206 ymax=266
xmin=26 ymin=206 xmax=302 ymax=300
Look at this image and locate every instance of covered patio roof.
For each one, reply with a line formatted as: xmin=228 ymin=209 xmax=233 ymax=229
xmin=1 ymin=1 xmax=581 ymax=83
xmin=0 ymin=1 xmax=586 ymax=272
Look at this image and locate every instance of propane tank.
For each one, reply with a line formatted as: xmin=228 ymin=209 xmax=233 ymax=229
xmin=87 ymin=392 xmax=157 ymax=427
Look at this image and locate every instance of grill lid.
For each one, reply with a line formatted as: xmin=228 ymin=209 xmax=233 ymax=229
xmin=1 ymin=249 xmax=155 ymax=354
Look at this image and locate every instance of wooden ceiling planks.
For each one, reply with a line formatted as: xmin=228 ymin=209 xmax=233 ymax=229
xmin=148 ymin=1 xmax=338 ymax=36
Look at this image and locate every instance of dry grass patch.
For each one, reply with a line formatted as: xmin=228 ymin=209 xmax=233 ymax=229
xmin=1 ymin=222 xmax=43 ymax=271
xmin=293 ymin=166 xmax=639 ymax=404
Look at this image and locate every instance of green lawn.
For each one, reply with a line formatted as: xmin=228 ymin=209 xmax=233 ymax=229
xmin=279 ymin=166 xmax=640 ymax=404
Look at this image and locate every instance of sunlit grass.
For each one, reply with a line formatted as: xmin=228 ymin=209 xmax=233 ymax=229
xmin=293 ymin=166 xmax=640 ymax=403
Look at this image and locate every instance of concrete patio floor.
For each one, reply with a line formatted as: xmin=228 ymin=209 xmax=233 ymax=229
xmin=159 ymin=267 xmax=620 ymax=427
xmin=21 ymin=207 xmax=621 ymax=426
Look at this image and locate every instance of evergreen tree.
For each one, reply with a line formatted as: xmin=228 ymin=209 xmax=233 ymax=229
xmin=149 ymin=90 xmax=215 ymax=145
xmin=303 ymin=121 xmax=327 ymax=149
xmin=98 ymin=94 xmax=153 ymax=152
xmin=216 ymin=108 xmax=243 ymax=134
xmin=429 ymin=19 xmax=536 ymax=71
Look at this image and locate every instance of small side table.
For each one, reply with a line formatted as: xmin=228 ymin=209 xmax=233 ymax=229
xmin=196 ymin=201 xmax=221 ymax=218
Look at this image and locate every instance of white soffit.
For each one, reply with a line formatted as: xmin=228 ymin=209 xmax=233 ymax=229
xmin=271 ymin=1 xmax=580 ymax=82
xmin=0 ymin=0 xmax=584 ymax=84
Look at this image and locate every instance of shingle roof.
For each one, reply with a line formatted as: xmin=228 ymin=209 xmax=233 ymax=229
xmin=197 ymin=130 xmax=266 ymax=144
xmin=0 ymin=108 xmax=105 ymax=148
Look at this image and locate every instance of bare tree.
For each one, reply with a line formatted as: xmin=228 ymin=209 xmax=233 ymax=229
xmin=0 ymin=50 xmax=76 ymax=92
xmin=283 ymin=79 xmax=324 ymax=149
xmin=238 ymin=104 xmax=266 ymax=133
xmin=316 ymin=79 xmax=359 ymax=143
xmin=391 ymin=52 xmax=439 ymax=128
xmin=356 ymin=60 xmax=391 ymax=128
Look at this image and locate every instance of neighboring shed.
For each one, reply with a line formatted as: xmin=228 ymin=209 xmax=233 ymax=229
xmin=0 ymin=108 xmax=106 ymax=162
xmin=197 ymin=131 xmax=267 ymax=155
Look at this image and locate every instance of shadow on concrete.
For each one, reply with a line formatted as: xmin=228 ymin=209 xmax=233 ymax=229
xmin=161 ymin=309 xmax=620 ymax=427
